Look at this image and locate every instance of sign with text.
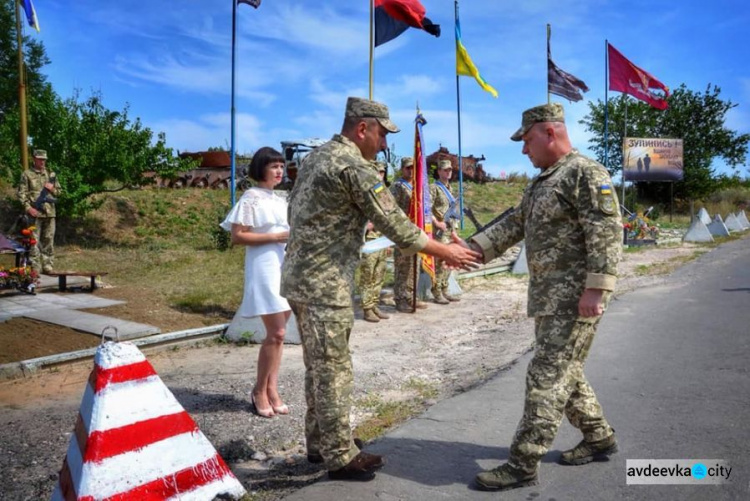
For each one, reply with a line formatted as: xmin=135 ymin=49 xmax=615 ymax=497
xmin=623 ymin=137 xmax=683 ymax=182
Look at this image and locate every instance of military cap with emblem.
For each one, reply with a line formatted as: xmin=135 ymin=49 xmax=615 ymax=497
xmin=345 ymin=97 xmax=400 ymax=133
xmin=438 ymin=159 xmax=452 ymax=170
xmin=400 ymin=157 xmax=414 ymax=168
xmin=32 ymin=149 xmax=48 ymax=159
xmin=510 ymin=103 xmax=565 ymax=141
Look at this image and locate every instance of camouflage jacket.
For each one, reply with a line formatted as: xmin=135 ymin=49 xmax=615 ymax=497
xmin=18 ymin=168 xmax=61 ymax=218
xmin=430 ymin=181 xmax=457 ymax=231
xmin=281 ymin=134 xmax=428 ymax=307
xmin=390 ymin=177 xmax=413 ymax=214
xmin=471 ymin=150 xmax=621 ymax=317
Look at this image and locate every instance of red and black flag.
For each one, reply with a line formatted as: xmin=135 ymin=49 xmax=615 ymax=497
xmin=238 ymin=0 xmax=261 ymax=8
xmin=547 ymin=27 xmax=589 ymax=102
xmin=374 ymin=0 xmax=440 ymax=47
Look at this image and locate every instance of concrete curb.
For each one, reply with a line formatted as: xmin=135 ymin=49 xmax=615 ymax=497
xmin=0 ymin=323 xmax=229 ymax=381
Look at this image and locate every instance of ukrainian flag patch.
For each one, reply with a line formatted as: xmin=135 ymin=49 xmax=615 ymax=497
xmin=373 ymin=182 xmax=385 ymax=194
xmin=599 ymin=184 xmax=612 ymax=195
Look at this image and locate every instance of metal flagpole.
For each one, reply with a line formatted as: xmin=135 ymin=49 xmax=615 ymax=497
xmin=15 ymin=2 xmax=29 ymax=169
xmin=230 ymin=0 xmax=238 ymax=207
xmin=622 ymin=96 xmax=628 ymax=213
xmin=369 ymin=0 xmax=374 ymax=100
xmin=547 ymin=24 xmax=551 ymax=105
xmin=604 ymin=39 xmax=609 ymax=172
xmin=454 ymin=0 xmax=464 ymax=230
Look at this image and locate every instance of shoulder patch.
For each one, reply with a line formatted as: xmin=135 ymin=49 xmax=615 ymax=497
xmin=373 ymin=182 xmax=385 ymax=194
xmin=599 ymin=184 xmax=612 ymax=195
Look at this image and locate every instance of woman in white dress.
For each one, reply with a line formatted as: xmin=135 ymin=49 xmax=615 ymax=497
xmin=221 ymin=147 xmax=291 ymax=418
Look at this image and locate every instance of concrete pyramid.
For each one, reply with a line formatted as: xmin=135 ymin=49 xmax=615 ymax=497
xmin=683 ymin=218 xmax=714 ymax=243
xmin=51 ymin=342 xmax=247 ymax=501
xmin=707 ymin=214 xmax=730 ymax=237
xmin=735 ymin=210 xmax=750 ymax=230
xmin=697 ymin=207 xmax=712 ymax=225
xmin=724 ymin=213 xmax=744 ymax=232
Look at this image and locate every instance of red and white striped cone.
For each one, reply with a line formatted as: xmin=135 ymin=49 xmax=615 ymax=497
xmin=51 ymin=341 xmax=246 ymax=500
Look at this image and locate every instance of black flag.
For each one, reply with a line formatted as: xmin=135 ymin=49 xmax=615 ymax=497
xmin=547 ymin=30 xmax=589 ymax=102
xmin=238 ymin=0 xmax=261 ymax=8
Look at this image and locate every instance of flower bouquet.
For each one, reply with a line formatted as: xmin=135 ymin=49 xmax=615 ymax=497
xmin=0 ymin=225 xmax=39 ymax=293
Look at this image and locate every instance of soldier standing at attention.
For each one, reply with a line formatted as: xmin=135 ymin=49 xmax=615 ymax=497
xmin=281 ymin=97 xmax=481 ymax=482
xmin=469 ymin=103 xmax=622 ymax=491
xmin=18 ymin=149 xmax=61 ymax=274
xmin=358 ymin=161 xmax=391 ymax=323
xmin=430 ymin=159 xmax=460 ymax=304
xmin=389 ymin=156 xmax=428 ymax=312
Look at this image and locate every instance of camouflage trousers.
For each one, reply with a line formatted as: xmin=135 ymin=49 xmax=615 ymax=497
xmin=358 ymin=249 xmax=387 ymax=310
xmin=393 ymin=249 xmax=417 ymax=304
xmin=29 ymin=217 xmax=56 ymax=271
xmin=289 ymin=301 xmax=361 ymax=470
xmin=431 ymin=231 xmax=451 ymax=295
xmin=508 ymin=315 xmax=613 ymax=474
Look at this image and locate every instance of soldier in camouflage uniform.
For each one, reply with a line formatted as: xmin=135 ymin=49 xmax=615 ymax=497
xmin=429 ymin=159 xmax=460 ymax=304
xmin=470 ymin=104 xmax=621 ymax=491
xmin=358 ymin=161 xmax=390 ymax=323
xmin=18 ymin=149 xmax=61 ymax=274
xmin=389 ymin=157 xmax=428 ymax=312
xmin=281 ymin=97 xmax=481 ymax=481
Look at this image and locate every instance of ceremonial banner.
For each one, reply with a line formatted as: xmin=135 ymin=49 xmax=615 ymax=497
xmin=412 ymin=113 xmax=435 ymax=279
xmin=623 ymin=137 xmax=683 ymax=181
xmin=548 ymin=29 xmax=588 ymax=102
xmin=374 ymin=0 xmax=440 ymax=47
xmin=608 ymin=43 xmax=670 ymax=110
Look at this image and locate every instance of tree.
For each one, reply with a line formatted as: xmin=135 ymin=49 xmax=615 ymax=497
xmin=580 ymin=84 xmax=750 ymax=201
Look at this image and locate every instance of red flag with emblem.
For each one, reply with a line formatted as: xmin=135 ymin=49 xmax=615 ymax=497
xmin=608 ymin=43 xmax=669 ymax=110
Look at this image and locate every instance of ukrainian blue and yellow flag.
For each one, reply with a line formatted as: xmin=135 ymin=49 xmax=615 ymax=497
xmin=455 ymin=19 xmax=497 ymax=98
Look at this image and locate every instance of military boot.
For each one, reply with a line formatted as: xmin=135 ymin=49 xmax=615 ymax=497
xmin=443 ymin=292 xmax=461 ymax=302
xmin=474 ymin=463 xmax=539 ymax=491
xmin=559 ymin=433 xmax=618 ymax=465
xmin=308 ymin=438 xmax=364 ymax=464
xmin=373 ymin=306 xmax=390 ymax=320
xmin=363 ymin=309 xmax=380 ymax=323
xmin=328 ymin=451 xmax=385 ymax=481
xmin=432 ymin=291 xmax=449 ymax=305
xmin=395 ymin=301 xmax=413 ymax=313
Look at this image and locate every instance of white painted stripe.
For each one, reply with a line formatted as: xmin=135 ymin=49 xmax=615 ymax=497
xmin=77 ymin=431 xmax=220 ymax=498
xmin=165 ymin=476 xmax=247 ymax=501
xmin=79 ymin=381 xmax=95 ymax=435
xmin=64 ymin=434 xmax=84 ymax=499
xmin=86 ymin=376 xmax=184 ymax=432
xmin=95 ymin=342 xmax=146 ymax=370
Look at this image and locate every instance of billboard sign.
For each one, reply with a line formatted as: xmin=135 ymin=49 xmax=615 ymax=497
xmin=623 ymin=138 xmax=683 ymax=182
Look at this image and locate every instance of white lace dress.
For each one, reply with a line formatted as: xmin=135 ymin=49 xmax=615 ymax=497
xmin=221 ymin=188 xmax=291 ymax=318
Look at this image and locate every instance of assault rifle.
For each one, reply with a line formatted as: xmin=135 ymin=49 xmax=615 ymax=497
xmin=464 ymin=206 xmax=516 ymax=240
xmin=32 ymin=174 xmax=57 ymax=214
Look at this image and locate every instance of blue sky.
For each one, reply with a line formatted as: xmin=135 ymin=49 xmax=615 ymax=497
xmin=30 ymin=0 xmax=750 ymax=178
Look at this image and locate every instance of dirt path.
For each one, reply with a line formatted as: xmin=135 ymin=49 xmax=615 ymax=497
xmin=0 ymin=243 xmax=710 ymax=500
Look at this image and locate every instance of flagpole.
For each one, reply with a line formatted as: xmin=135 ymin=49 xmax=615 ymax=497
xmin=546 ymin=24 xmax=551 ymax=105
xmin=230 ymin=0 xmax=238 ymax=207
xmin=15 ymin=2 xmax=29 ymax=169
xmin=369 ymin=0 xmax=374 ymax=100
xmin=604 ymin=39 xmax=609 ymax=173
xmin=454 ymin=0 xmax=464 ymax=230
xmin=622 ymin=95 xmax=628 ymax=213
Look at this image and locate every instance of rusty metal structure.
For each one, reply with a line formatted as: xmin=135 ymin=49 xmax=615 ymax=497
xmin=425 ymin=146 xmax=492 ymax=183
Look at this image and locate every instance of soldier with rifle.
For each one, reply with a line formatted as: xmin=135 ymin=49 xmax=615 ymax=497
xmin=18 ymin=149 xmax=61 ymax=274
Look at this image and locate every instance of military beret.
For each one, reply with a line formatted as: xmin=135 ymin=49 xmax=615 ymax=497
xmin=345 ymin=97 xmax=400 ymax=133
xmin=510 ymin=103 xmax=565 ymax=142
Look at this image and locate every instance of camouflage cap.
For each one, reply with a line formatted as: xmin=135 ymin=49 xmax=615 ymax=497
xmin=32 ymin=149 xmax=48 ymax=159
xmin=345 ymin=97 xmax=400 ymax=133
xmin=510 ymin=103 xmax=565 ymax=141
xmin=374 ymin=161 xmax=387 ymax=172
xmin=400 ymin=157 xmax=414 ymax=168
xmin=438 ymin=159 xmax=452 ymax=170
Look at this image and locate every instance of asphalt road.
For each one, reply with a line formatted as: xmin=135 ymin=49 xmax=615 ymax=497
xmin=284 ymin=236 xmax=750 ymax=501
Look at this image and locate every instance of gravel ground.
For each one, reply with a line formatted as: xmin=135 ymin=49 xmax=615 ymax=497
xmin=0 ymin=239 xmax=707 ymax=500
